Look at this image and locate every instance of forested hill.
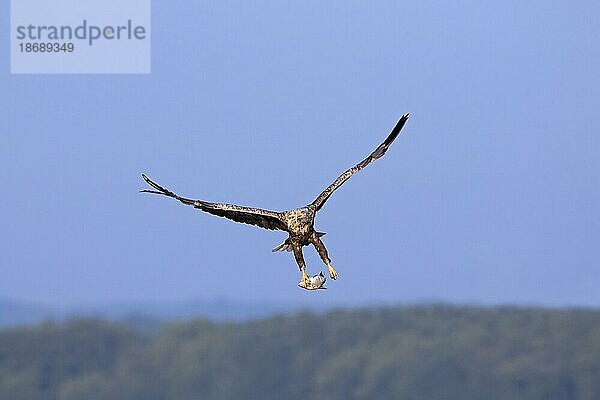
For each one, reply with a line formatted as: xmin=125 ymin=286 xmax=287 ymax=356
xmin=1 ymin=306 xmax=599 ymax=400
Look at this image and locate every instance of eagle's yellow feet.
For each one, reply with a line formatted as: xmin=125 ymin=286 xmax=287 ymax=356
xmin=328 ymin=264 xmax=338 ymax=280
xmin=301 ymin=271 xmax=311 ymax=287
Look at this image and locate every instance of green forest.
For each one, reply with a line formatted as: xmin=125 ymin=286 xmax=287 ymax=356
xmin=1 ymin=305 xmax=599 ymax=400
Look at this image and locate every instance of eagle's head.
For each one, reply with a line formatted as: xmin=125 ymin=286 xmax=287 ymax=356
xmin=298 ymin=271 xmax=327 ymax=290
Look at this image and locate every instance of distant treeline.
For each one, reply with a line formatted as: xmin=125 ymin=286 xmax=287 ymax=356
xmin=1 ymin=306 xmax=599 ymax=400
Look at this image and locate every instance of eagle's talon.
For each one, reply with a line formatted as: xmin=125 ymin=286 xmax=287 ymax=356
xmin=301 ymin=271 xmax=311 ymax=287
xmin=328 ymin=265 xmax=338 ymax=280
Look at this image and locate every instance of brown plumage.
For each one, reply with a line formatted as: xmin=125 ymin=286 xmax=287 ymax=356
xmin=141 ymin=114 xmax=409 ymax=289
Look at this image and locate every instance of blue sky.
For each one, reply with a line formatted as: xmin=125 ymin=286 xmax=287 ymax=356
xmin=1 ymin=1 xmax=599 ymax=307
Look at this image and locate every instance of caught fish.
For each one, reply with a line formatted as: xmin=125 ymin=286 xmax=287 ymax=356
xmin=298 ymin=271 xmax=327 ymax=290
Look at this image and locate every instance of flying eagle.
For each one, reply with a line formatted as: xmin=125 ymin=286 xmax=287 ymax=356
xmin=141 ymin=114 xmax=409 ymax=290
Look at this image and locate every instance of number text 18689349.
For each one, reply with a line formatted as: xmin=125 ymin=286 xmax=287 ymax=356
xmin=19 ymin=42 xmax=74 ymax=52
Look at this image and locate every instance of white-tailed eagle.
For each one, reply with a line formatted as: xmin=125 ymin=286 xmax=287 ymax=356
xmin=141 ymin=114 xmax=409 ymax=290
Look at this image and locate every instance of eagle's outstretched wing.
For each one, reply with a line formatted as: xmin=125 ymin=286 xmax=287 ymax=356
xmin=310 ymin=114 xmax=409 ymax=211
xmin=141 ymin=174 xmax=287 ymax=231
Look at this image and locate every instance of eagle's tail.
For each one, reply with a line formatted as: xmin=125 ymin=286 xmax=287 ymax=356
xmin=272 ymin=240 xmax=292 ymax=252
xmin=271 ymin=232 xmax=326 ymax=252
